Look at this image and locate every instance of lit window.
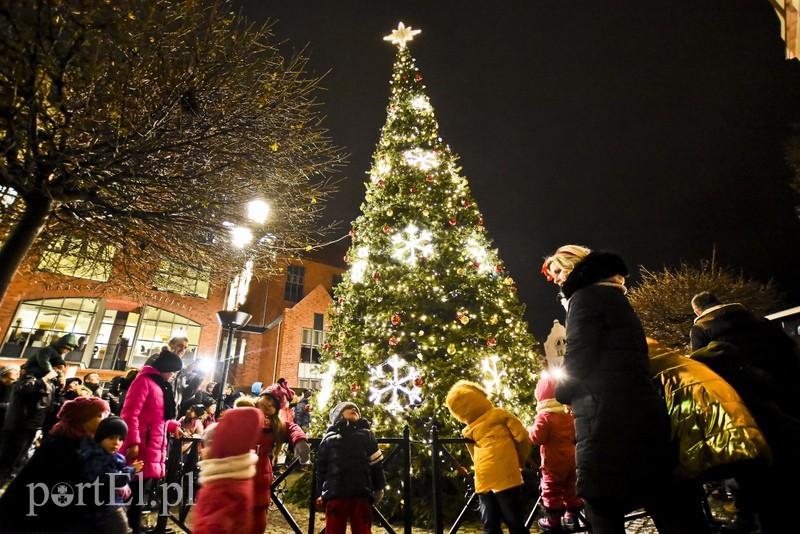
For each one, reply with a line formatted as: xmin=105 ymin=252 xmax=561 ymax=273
xmin=38 ymin=237 xmax=115 ymax=281
xmin=152 ymin=262 xmax=211 ymax=298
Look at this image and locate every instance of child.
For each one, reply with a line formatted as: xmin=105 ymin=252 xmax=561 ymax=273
xmin=179 ymin=405 xmax=205 ymax=445
xmin=529 ymin=372 xmax=583 ymax=531
xmin=315 ymin=402 xmax=386 ymax=534
xmin=79 ymin=415 xmax=143 ymax=534
xmin=446 ymin=381 xmax=531 ymax=534
xmin=192 ymin=407 xmax=264 ymax=534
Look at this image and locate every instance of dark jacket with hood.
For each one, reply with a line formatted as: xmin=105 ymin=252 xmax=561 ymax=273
xmin=316 ymin=418 xmax=385 ymax=503
xmin=555 ymin=251 xmax=673 ymax=501
xmin=292 ymin=396 xmax=311 ymax=428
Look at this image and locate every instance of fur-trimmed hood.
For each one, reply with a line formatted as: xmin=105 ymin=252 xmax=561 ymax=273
xmin=561 ymin=250 xmax=629 ymax=300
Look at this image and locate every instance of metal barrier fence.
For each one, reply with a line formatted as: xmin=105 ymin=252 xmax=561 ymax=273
xmin=150 ymin=427 xmax=720 ymax=534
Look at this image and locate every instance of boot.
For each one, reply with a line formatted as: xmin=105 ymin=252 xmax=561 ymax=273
xmin=537 ymin=508 xmax=564 ymax=531
xmin=563 ymin=506 xmax=583 ymax=531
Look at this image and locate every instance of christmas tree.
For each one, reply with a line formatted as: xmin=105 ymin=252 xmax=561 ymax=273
xmin=317 ymin=22 xmax=540 ymax=490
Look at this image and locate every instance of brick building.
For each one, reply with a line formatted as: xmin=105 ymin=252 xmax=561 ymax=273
xmin=0 ymin=246 xmax=344 ymax=390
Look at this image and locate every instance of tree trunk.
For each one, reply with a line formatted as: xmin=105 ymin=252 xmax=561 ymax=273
xmin=0 ymin=195 xmax=53 ymax=304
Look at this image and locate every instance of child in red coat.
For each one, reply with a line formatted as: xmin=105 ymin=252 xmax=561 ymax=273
xmin=192 ymin=407 xmax=265 ymax=534
xmin=529 ymin=372 xmax=583 ymax=531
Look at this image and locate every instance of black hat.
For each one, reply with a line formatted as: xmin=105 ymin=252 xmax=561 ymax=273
xmin=150 ymin=350 xmax=183 ymax=373
xmin=95 ymin=415 xmax=128 ymax=443
xmin=50 ymin=355 xmax=67 ymax=368
xmin=65 ymin=377 xmax=82 ymax=388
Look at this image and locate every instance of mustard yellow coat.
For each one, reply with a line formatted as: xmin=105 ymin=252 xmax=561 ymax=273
xmin=648 ymin=341 xmax=770 ymax=480
xmin=446 ymin=381 xmax=531 ymax=494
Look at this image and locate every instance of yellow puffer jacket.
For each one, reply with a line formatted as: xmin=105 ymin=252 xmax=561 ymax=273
xmin=647 ymin=340 xmax=770 ymax=480
xmin=445 ymin=381 xmax=531 ymax=494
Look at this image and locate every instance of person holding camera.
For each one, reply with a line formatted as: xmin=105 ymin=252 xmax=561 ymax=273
xmin=0 ymin=353 xmax=67 ymax=486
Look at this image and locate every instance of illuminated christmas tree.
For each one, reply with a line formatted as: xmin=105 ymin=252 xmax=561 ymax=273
xmin=318 ymin=24 xmax=540 ymax=497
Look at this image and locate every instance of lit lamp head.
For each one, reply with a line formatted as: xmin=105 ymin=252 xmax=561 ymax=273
xmin=216 ymin=310 xmax=253 ymax=330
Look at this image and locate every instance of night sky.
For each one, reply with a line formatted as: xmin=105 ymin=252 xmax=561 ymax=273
xmin=235 ymin=0 xmax=800 ymax=339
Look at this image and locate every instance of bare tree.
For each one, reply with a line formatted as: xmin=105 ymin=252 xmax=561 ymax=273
xmin=628 ymin=257 xmax=784 ymax=352
xmin=0 ymin=0 xmax=342 ymax=302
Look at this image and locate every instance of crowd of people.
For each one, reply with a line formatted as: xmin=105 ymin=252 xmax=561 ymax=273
xmin=0 ymin=243 xmax=797 ymax=534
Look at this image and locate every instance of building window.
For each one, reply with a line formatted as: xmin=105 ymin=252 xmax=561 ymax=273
xmin=300 ymin=314 xmax=328 ymax=365
xmin=299 ymin=314 xmax=327 ymax=390
xmin=152 ymin=261 xmax=211 ymax=298
xmin=284 ymin=265 xmax=305 ymax=302
xmin=130 ymin=306 xmax=202 ymax=367
xmin=38 ymin=237 xmax=115 ymax=281
xmin=0 ymin=298 xmax=97 ymax=361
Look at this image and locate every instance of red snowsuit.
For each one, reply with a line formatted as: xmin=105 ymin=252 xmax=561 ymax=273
xmin=529 ymin=375 xmax=582 ymax=511
xmin=192 ymin=407 xmax=264 ymax=534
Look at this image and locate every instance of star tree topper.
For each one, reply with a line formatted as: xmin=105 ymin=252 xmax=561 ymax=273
xmin=383 ymin=22 xmax=421 ymax=48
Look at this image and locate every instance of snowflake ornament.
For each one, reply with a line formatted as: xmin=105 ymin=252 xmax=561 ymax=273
xmin=391 ymin=224 xmax=434 ymax=266
xmin=369 ymin=354 xmax=423 ymax=414
xmin=481 ymin=354 xmax=509 ymax=398
xmin=404 ymin=148 xmax=438 ymax=170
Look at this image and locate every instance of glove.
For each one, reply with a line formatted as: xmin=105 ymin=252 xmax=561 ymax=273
xmin=372 ymin=489 xmax=384 ymax=504
xmin=294 ymin=440 xmax=311 ymax=465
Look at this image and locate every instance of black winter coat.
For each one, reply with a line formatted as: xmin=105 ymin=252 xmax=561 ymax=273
xmin=691 ymin=303 xmax=800 ymax=417
xmin=316 ymin=418 xmax=386 ymax=503
xmin=556 ymin=251 xmax=673 ymax=501
xmin=3 ymin=371 xmax=58 ymax=431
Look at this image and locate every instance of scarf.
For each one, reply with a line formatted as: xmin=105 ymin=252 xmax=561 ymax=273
xmin=198 ymin=452 xmax=258 ymax=484
xmin=148 ymin=373 xmax=177 ymax=421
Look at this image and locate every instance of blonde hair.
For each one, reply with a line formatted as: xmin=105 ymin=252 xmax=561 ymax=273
xmin=542 ymin=244 xmax=592 ymax=280
xmin=234 ymin=396 xmax=257 ymax=408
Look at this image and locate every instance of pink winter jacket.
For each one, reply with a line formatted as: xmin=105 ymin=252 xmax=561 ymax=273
xmin=120 ymin=366 xmax=180 ymax=479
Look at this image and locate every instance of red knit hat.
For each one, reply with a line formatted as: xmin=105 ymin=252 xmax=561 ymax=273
xmin=51 ymin=397 xmax=109 ymax=440
xmin=205 ymin=407 xmax=264 ymax=459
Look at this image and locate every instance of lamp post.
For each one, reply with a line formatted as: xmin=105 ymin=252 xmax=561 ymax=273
xmin=213 ymin=199 xmax=269 ymax=418
xmin=214 ymin=309 xmax=252 ymax=417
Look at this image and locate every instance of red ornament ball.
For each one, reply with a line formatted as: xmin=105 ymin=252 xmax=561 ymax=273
xmin=414 ymin=74 xmax=422 ymax=82
xmin=462 ymin=201 xmax=471 ymax=208
xmin=495 ymin=265 xmax=504 ymax=273
xmin=413 ymin=376 xmax=424 ymax=388
xmin=382 ymin=224 xmax=391 ymax=234
xmin=335 ymin=351 xmax=343 ymax=360
xmin=388 ymin=336 xmax=399 ymax=347
xmin=487 ymin=337 xmax=497 ymax=348
xmin=472 ymin=261 xmax=480 ymax=270
xmin=343 ymin=255 xmax=351 ymax=263
xmin=391 ymin=314 xmax=402 ymax=326
xmin=509 ymin=286 xmax=517 ymax=292
xmin=448 ymin=218 xmax=457 ymax=226
xmin=372 ymin=270 xmax=380 ymax=281
xmin=348 ymin=229 xmax=356 ymax=237
xmin=425 ymin=175 xmax=435 ymax=182
xmin=409 ymin=186 xmax=418 ymax=193
xmin=350 ymin=381 xmax=361 ymax=392
xmin=322 ymin=342 xmax=332 ymax=351
xmin=477 ymin=218 xmax=484 ymax=226
xmin=377 ymin=180 xmax=384 ymax=187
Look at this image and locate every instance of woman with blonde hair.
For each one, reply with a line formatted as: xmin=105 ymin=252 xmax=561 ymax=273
xmin=540 ymin=245 xmax=708 ymax=534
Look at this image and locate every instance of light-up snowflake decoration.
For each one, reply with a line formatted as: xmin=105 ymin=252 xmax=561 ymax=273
xmin=369 ymin=354 xmax=422 ymax=414
xmin=404 ymin=148 xmax=438 ymax=170
xmin=391 ymin=224 xmax=434 ymax=266
xmin=349 ymin=246 xmax=369 ymax=283
xmin=411 ymin=95 xmax=432 ymax=112
xmin=482 ymin=354 xmax=510 ymax=398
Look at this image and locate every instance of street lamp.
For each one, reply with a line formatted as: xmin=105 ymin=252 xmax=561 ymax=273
xmin=213 ymin=199 xmax=269 ymax=417
xmin=214 ymin=309 xmax=252 ymax=417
